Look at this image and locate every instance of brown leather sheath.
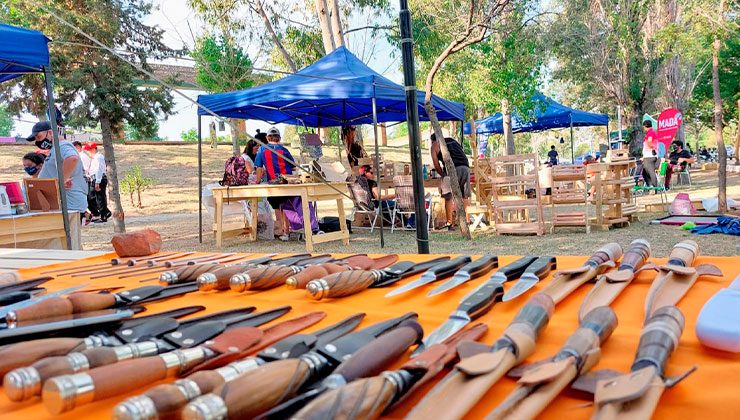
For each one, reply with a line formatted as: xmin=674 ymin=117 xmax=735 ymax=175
xmin=541 ymin=261 xmax=615 ymax=304
xmin=184 ymin=311 xmax=326 ymax=373
xmin=578 ymin=263 xmax=658 ymax=321
xmin=644 ymin=263 xmax=722 ymax=319
xmin=593 ymin=366 xmax=666 ymax=420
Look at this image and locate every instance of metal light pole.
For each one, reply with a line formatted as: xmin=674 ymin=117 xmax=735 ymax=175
xmin=399 ymin=0 xmax=429 ymax=254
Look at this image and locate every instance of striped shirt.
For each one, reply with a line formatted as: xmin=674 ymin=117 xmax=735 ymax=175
xmin=254 ymin=144 xmax=295 ymax=180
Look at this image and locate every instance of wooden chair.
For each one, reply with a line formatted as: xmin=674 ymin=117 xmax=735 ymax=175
xmin=390 ymin=175 xmax=432 ymax=231
xmin=348 ymin=179 xmax=381 ymax=232
xmin=487 ymin=154 xmax=545 ymax=235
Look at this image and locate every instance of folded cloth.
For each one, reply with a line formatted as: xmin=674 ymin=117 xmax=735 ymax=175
xmin=691 ymin=216 xmax=740 ymax=236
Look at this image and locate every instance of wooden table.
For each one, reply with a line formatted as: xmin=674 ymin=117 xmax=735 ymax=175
xmin=211 ymin=183 xmax=350 ymax=252
xmin=0 ymin=248 xmax=106 ymax=269
xmin=0 ymin=211 xmax=67 ymax=249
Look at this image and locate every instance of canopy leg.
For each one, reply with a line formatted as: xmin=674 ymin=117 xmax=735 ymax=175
xmin=372 ymin=97 xmax=384 ymax=248
xmin=198 ymin=115 xmax=203 ymax=243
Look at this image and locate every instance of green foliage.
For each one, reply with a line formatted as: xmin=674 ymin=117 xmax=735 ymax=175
xmin=181 ymin=128 xmax=198 ymax=142
xmin=0 ymin=106 xmax=14 ymax=136
xmin=690 ymin=33 xmax=739 ymax=126
xmin=270 ymin=27 xmax=324 ymax=72
xmin=120 ymin=165 xmax=154 ymax=208
xmin=192 ymin=35 xmax=256 ymax=92
xmin=124 ymin=121 xmax=160 ymax=141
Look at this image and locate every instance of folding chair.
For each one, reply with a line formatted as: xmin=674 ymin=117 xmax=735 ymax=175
xmin=348 ymin=180 xmax=380 ymax=232
xmin=391 ymin=175 xmax=432 ymax=231
xmin=676 ymin=166 xmax=692 ymax=186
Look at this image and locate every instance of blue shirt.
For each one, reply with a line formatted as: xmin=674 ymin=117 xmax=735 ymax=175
xmin=254 ymin=143 xmax=295 ymax=180
xmin=38 ymin=140 xmax=88 ymax=212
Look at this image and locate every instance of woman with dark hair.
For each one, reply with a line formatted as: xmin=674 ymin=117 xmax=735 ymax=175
xmin=242 ymin=139 xmax=260 ymax=172
xmin=342 ymin=125 xmax=367 ymax=169
xmin=22 ymin=152 xmax=45 ymax=178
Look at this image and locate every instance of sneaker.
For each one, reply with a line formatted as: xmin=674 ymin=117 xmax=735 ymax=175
xmin=278 ymin=234 xmax=290 ymax=242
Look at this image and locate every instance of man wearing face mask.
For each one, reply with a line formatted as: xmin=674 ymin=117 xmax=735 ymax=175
xmin=26 ymin=121 xmax=87 ymax=249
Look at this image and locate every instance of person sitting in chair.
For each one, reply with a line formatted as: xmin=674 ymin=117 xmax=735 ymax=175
xmin=357 ymin=164 xmax=395 ymax=210
xmin=664 ymin=141 xmax=695 ymax=191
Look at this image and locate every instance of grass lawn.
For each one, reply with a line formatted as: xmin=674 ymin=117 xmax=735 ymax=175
xmin=1 ymin=143 xmax=737 ymax=257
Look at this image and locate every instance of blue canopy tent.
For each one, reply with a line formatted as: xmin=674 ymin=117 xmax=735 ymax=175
xmin=0 ymin=23 xmax=71 ymax=249
xmin=195 ymin=46 xmax=465 ymax=243
xmin=463 ymin=94 xmax=609 ymax=162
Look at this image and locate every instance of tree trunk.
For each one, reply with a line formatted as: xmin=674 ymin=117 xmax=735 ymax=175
xmin=712 ymin=35 xmax=727 ymax=213
xmin=252 ymin=0 xmax=298 ymax=72
xmin=502 ymin=98 xmax=515 ymax=155
xmin=315 ymin=0 xmax=336 ymax=53
xmin=100 ymin=115 xmax=126 ymax=233
xmin=328 ymin=0 xmax=344 ymax=47
xmin=627 ymin=111 xmax=643 ymax=158
xmin=209 ymin=121 xmax=217 ymax=149
xmin=380 ymin=123 xmax=387 ymax=146
xmin=229 ymin=118 xmax=241 ymax=156
xmin=734 ymin=99 xmax=740 ymax=163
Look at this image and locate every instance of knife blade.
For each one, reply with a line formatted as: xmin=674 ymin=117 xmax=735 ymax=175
xmin=502 ymin=256 xmax=557 ymax=301
xmin=0 ymin=284 xmax=88 ymax=319
xmin=385 ymin=256 xmax=472 ymax=297
xmin=427 ymin=255 xmax=499 ymax=297
xmin=414 ymin=276 xmax=505 ymax=356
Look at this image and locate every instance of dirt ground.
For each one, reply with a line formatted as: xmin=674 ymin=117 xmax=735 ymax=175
xmin=1 ymin=143 xmax=738 ymax=257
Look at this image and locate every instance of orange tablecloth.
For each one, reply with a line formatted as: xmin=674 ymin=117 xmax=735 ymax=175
xmin=2 ymin=252 xmax=739 ymax=420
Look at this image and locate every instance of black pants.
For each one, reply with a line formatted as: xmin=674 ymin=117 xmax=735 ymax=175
xmin=90 ymin=175 xmax=111 ymax=219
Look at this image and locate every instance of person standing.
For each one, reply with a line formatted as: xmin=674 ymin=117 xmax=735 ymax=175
xmin=641 ymin=120 xmax=659 ymax=188
xmin=254 ymin=127 xmax=296 ymax=241
xmin=73 ymin=141 xmax=92 ymax=174
xmin=26 ymin=121 xmax=86 ymax=249
xmin=430 ymin=133 xmax=471 ymax=230
xmin=342 ymin=126 xmax=367 ymax=170
xmin=84 ymin=142 xmax=111 ymax=222
xmin=547 ymin=145 xmax=559 ymax=166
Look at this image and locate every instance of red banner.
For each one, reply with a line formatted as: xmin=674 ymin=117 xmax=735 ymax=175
xmin=655 ymin=108 xmax=682 ymax=157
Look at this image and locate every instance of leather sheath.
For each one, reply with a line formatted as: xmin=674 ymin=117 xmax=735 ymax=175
xmin=184 ymin=311 xmax=326 ymax=373
xmin=391 ymin=323 xmax=487 ymax=408
xmin=541 ymin=261 xmax=615 ymax=304
xmin=579 ymin=263 xmax=658 ymax=321
xmin=593 ymin=366 xmax=666 ymax=420
xmin=644 ymin=264 xmax=722 ymax=319
xmin=405 ymin=348 xmax=517 ymax=420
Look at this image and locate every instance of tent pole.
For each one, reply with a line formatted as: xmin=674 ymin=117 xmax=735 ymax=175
xmin=198 ymin=115 xmax=203 ymax=243
xmin=43 ymin=67 xmax=72 ymax=250
xmin=570 ymin=114 xmax=574 ymax=164
xmin=399 ymin=0 xmax=429 ymax=254
xmin=372 ymin=97 xmax=384 ymax=248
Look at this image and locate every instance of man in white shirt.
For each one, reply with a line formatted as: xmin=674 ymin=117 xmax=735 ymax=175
xmin=83 ymin=142 xmax=111 ymax=222
xmin=73 ymin=141 xmax=92 ymax=173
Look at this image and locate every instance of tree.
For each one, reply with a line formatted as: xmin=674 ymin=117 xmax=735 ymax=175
xmin=124 ymin=121 xmax=160 ymax=141
xmin=0 ymin=106 xmax=14 ymax=137
xmin=3 ymin=0 xmax=177 ymax=234
xmin=413 ymin=0 xmax=515 ymax=239
xmin=711 ymin=0 xmax=728 ymax=212
xmin=551 ymin=0 xmax=662 ymax=157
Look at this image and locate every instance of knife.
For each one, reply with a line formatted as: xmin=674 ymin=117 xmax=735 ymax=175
xmin=427 ymin=255 xmax=499 ymax=297
xmin=502 ymin=256 xmax=557 ymax=301
xmin=0 ymin=284 xmax=88 ymax=319
xmin=384 ymin=256 xmax=472 ymax=297
xmin=5 ymin=283 xmax=199 ymax=324
xmin=113 ymin=313 xmax=366 ymax=419
xmin=305 ymin=257 xmax=450 ymax=300
xmin=413 ymin=271 xmax=506 ymax=356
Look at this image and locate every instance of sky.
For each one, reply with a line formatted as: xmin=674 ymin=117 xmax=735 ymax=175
xmin=12 ymin=0 xmax=403 ymax=140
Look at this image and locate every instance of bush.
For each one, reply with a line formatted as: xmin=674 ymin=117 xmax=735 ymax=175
xmin=120 ymin=165 xmax=155 ymax=208
xmin=181 ymin=128 xmax=198 ymax=142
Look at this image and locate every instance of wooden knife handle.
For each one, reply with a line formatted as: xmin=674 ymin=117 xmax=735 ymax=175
xmin=631 ymin=306 xmax=685 ymax=377
xmin=332 ymin=321 xmax=423 ymax=381
xmin=134 ymin=370 xmax=226 ymax=418
xmin=620 ymin=239 xmax=651 ymax=271
xmin=285 ymin=265 xmax=329 ymax=289
xmin=667 ymin=240 xmax=698 ymax=267
xmin=306 ymin=270 xmax=378 ymax=300
xmin=294 ymin=375 xmax=396 ymax=420
xmin=0 ymin=338 xmax=89 ymax=376
xmin=7 ymin=293 xmax=114 ymax=323
xmin=175 ymin=263 xmax=219 ymax=282
xmin=209 ymin=359 xmax=310 ymax=419
xmin=230 ymin=265 xmax=297 ymax=292
xmin=556 ymin=307 xmax=617 ymax=362
xmin=36 ymin=347 xmax=118 ymax=380
xmin=92 ymin=356 xmax=168 ymax=400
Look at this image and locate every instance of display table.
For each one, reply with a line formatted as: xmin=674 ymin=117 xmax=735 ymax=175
xmin=0 ymin=212 xmax=67 ymax=249
xmin=2 ymin=251 xmax=738 ymax=419
xmin=211 ymin=182 xmax=350 ymax=252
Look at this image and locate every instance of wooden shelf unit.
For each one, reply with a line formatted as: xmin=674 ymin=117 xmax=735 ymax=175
xmin=486 ymin=153 xmax=545 ymax=235
xmin=589 ymin=160 xmax=638 ymax=229
xmin=550 ymin=164 xmax=590 ymax=233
